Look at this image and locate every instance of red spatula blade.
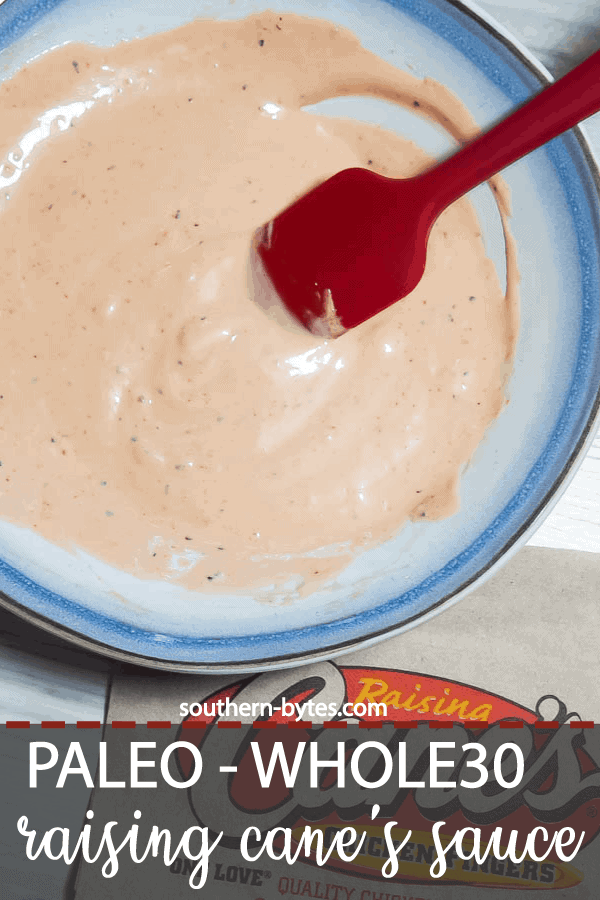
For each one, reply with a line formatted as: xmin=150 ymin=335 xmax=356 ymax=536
xmin=257 ymin=168 xmax=434 ymax=335
xmin=257 ymin=47 xmax=600 ymax=336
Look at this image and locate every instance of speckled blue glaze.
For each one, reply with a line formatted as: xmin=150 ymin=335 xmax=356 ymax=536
xmin=0 ymin=0 xmax=67 ymax=49
xmin=0 ymin=0 xmax=599 ymax=668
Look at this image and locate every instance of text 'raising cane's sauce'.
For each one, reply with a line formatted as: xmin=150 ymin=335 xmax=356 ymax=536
xmin=0 ymin=12 xmax=518 ymax=597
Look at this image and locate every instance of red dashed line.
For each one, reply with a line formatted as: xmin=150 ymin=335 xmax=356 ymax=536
xmin=4 ymin=720 xmax=598 ymax=730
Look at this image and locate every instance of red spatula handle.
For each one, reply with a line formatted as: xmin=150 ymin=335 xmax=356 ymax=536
xmin=418 ymin=47 xmax=600 ymax=214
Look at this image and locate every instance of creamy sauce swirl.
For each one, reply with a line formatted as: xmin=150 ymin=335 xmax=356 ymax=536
xmin=0 ymin=12 xmax=518 ymax=595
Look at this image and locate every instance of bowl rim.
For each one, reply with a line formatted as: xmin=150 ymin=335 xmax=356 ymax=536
xmin=1 ymin=0 xmax=599 ymax=673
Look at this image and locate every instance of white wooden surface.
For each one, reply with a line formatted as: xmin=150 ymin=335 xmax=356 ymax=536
xmin=0 ymin=1 xmax=598 ymax=724
xmin=479 ymin=0 xmax=600 ymax=555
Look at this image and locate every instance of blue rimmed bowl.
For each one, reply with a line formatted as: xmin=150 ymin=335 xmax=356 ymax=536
xmin=0 ymin=0 xmax=599 ymax=672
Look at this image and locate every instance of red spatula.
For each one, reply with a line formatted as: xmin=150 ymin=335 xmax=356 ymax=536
xmin=257 ymin=48 xmax=600 ymax=337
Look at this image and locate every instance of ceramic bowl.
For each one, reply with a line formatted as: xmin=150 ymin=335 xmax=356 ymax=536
xmin=0 ymin=0 xmax=599 ymax=671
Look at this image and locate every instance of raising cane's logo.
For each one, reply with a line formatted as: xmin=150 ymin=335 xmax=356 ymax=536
xmin=177 ymin=663 xmax=600 ymax=890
